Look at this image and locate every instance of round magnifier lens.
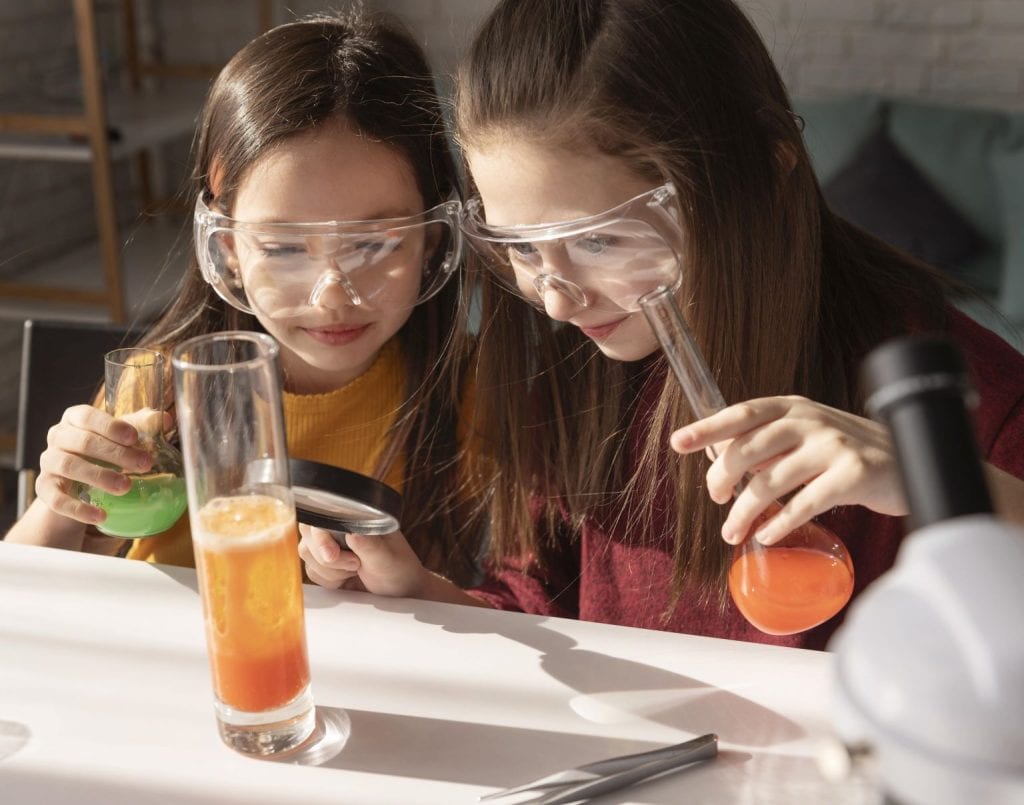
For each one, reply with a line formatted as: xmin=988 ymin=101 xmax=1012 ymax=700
xmin=244 ymin=458 xmax=402 ymax=536
xmin=289 ymin=459 xmax=402 ymax=535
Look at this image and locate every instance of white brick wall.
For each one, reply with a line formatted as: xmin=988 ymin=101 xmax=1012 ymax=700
xmin=373 ymin=0 xmax=1024 ymax=110
xmin=369 ymin=0 xmax=496 ymax=75
xmin=756 ymin=0 xmax=1024 ymax=107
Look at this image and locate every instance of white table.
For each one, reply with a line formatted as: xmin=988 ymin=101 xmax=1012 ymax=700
xmin=0 ymin=542 xmax=871 ymax=804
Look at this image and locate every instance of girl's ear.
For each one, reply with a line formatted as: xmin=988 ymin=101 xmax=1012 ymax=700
xmin=774 ymin=141 xmax=798 ymax=179
xmin=208 ymin=157 xmax=226 ymax=200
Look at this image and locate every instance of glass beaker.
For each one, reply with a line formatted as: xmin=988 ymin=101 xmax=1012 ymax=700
xmin=84 ymin=348 xmax=187 ymax=538
xmin=640 ymin=286 xmax=854 ymax=635
xmin=172 ymin=331 xmax=315 ymax=756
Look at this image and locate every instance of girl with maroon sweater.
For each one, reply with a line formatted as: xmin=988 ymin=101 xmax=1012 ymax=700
xmin=301 ymin=0 xmax=1024 ymax=649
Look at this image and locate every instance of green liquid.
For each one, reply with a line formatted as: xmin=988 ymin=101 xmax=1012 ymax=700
xmin=88 ymin=473 xmax=188 ymax=538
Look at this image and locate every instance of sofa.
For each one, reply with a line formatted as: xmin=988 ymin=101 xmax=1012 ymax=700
xmin=793 ymin=94 xmax=1024 ymax=351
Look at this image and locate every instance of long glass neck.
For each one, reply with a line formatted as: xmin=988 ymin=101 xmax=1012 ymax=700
xmin=640 ymin=285 xmax=727 ymax=457
xmin=106 ymin=367 xmax=164 ymax=440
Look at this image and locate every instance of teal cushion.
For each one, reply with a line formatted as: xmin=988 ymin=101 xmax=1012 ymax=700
xmin=793 ymin=95 xmax=885 ymax=184
xmin=887 ymin=100 xmax=1011 ymax=248
xmin=823 ymin=129 xmax=983 ymax=273
xmin=991 ymin=146 xmax=1024 ymax=324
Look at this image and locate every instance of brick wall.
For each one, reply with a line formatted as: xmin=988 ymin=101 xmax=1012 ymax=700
xmin=375 ymin=0 xmax=1024 ymax=110
xmin=747 ymin=0 xmax=1024 ymax=108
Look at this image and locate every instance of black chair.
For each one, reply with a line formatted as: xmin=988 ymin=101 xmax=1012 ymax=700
xmin=15 ymin=319 xmax=143 ymax=517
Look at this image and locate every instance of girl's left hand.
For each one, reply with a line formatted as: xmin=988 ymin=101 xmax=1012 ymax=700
xmin=298 ymin=524 xmax=428 ymax=597
xmin=670 ymin=395 xmax=908 ymax=545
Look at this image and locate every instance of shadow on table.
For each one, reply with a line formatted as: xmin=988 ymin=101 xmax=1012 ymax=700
xmin=306 ymin=705 xmax=858 ymax=803
xmin=358 ymin=595 xmax=804 ymax=752
xmin=311 ymin=704 xmax=751 ymax=790
xmin=149 ymin=561 xmax=807 ymax=791
xmin=151 ymin=562 xmax=200 ymax=593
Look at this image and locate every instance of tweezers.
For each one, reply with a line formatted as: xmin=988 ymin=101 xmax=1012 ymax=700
xmin=480 ymin=732 xmax=718 ymax=804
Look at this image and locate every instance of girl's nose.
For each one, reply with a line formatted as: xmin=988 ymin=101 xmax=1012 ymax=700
xmin=535 ymin=274 xmax=588 ymax=321
xmin=308 ymin=270 xmax=362 ymax=308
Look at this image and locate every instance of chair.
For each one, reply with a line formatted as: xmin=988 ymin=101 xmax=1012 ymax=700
xmin=15 ymin=319 xmax=142 ymax=518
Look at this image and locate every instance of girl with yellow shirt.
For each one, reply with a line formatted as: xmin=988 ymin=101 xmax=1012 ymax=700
xmin=6 ymin=12 xmax=485 ymax=587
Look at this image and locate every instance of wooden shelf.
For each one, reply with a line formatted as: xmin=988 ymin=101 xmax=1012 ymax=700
xmin=0 ymin=82 xmax=207 ymax=163
xmin=0 ymin=215 xmax=187 ymax=325
xmin=0 ymin=0 xmax=270 ymax=323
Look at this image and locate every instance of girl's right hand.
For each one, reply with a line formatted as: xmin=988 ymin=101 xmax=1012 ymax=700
xmin=35 ymin=404 xmax=155 ymax=526
xmin=298 ymin=525 xmax=428 ymax=598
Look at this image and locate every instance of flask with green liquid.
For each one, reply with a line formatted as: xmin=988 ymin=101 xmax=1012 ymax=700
xmin=84 ymin=348 xmax=187 ymax=538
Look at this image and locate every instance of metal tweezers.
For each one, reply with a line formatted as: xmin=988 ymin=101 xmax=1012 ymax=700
xmin=479 ymin=732 xmax=718 ymax=804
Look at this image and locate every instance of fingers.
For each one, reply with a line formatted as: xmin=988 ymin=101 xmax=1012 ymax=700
xmin=298 ymin=525 xmax=360 ymax=589
xmin=748 ymin=486 xmax=832 ymax=546
xmin=61 ymin=405 xmax=139 ymax=447
xmin=120 ymin=407 xmax=167 ymax=437
xmin=33 ymin=405 xmax=159 ymax=526
xmin=720 ymin=451 xmax=825 ymax=545
xmin=344 ymin=531 xmax=397 ymax=559
xmin=305 ymin=563 xmax=359 ymax=590
xmin=671 ymin=397 xmax=793 ymax=454
xmin=674 ymin=395 xmax=907 ymax=546
xmin=40 ymin=448 xmax=132 ymax=494
xmin=298 ymin=525 xmax=427 ymax=599
xmin=704 ymin=419 xmax=803 ymax=504
xmin=46 ymin=406 xmax=154 ymax=480
xmin=34 ymin=473 xmax=107 ymax=525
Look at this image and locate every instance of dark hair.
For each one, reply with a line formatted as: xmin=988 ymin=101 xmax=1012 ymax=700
xmin=139 ymin=11 xmax=482 ymax=584
xmin=457 ymin=0 xmax=957 ymax=608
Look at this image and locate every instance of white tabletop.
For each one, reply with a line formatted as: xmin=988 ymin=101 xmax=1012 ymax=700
xmin=0 ymin=542 xmax=871 ymax=804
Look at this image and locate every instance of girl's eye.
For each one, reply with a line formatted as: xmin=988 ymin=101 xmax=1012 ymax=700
xmin=575 ymin=234 xmax=615 ymax=255
xmin=508 ymin=242 xmax=538 ymax=258
xmin=355 ymin=235 xmax=401 ymax=257
xmin=355 ymin=239 xmax=385 ymax=255
xmin=258 ymin=243 xmax=306 ymax=259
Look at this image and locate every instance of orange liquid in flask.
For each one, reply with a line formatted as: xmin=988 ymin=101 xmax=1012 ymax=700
xmin=728 ymin=514 xmax=854 ymax=635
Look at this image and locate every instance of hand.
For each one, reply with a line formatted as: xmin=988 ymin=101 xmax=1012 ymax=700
xmin=35 ymin=405 xmax=163 ymax=527
xmin=670 ymin=395 xmax=907 ymax=545
xmin=298 ymin=524 xmax=428 ymax=598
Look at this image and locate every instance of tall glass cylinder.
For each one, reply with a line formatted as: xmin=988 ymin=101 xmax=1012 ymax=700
xmin=172 ymin=331 xmax=314 ymax=756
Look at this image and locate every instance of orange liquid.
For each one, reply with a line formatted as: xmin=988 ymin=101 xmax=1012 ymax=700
xmin=728 ymin=546 xmax=854 ymax=635
xmin=194 ymin=495 xmax=310 ymax=713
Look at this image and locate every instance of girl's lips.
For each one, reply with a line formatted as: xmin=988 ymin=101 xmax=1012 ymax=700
xmin=578 ymin=317 xmax=626 ymax=340
xmin=302 ymin=324 xmax=371 ymax=346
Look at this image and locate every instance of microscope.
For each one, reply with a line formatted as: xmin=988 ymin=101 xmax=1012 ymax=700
xmin=829 ymin=336 xmax=1024 ymax=804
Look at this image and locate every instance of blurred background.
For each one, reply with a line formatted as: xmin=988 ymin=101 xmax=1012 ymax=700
xmin=1 ymin=0 xmax=1023 ymax=527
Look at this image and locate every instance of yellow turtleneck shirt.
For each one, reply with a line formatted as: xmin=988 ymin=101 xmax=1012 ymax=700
xmin=126 ymin=338 xmax=406 ymax=567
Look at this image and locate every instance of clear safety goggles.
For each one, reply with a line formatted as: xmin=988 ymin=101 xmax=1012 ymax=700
xmin=194 ymin=195 xmax=463 ymax=319
xmin=461 ymin=183 xmax=685 ymax=314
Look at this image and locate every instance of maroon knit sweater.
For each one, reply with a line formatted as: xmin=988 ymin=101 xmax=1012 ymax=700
xmin=470 ymin=309 xmax=1024 ymax=650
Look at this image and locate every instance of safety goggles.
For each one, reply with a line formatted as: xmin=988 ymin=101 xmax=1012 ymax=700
xmin=461 ymin=183 xmax=685 ymax=314
xmin=194 ymin=196 xmax=463 ymax=318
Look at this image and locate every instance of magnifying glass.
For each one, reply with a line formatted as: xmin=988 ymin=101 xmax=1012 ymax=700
xmin=244 ymin=458 xmax=402 ymax=541
xmin=289 ymin=459 xmax=402 ymax=536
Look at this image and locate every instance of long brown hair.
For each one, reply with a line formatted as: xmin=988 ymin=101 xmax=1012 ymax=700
xmin=138 ymin=11 xmax=482 ymax=584
xmin=457 ymin=0 xmax=955 ymax=607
